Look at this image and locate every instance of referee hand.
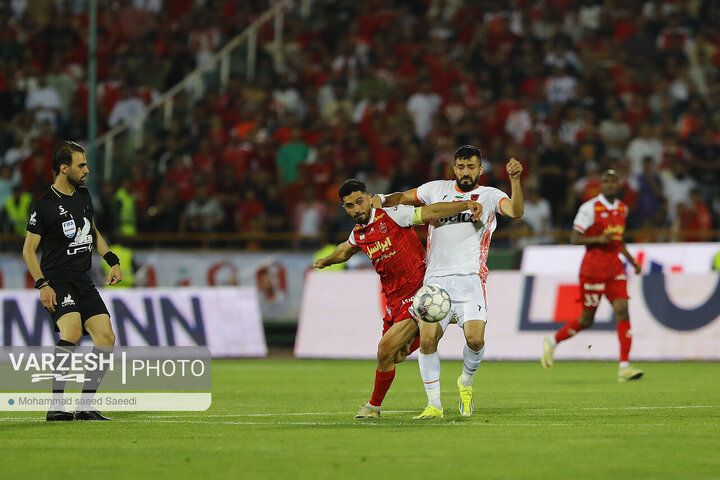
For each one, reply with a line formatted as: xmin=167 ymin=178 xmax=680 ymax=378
xmin=106 ymin=265 xmax=122 ymax=286
xmin=40 ymin=286 xmax=57 ymax=313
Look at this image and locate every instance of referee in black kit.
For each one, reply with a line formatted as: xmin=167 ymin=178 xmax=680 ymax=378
xmin=22 ymin=141 xmax=122 ymax=421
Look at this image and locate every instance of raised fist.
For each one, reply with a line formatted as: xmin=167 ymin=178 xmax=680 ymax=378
xmin=506 ymin=158 xmax=523 ymax=180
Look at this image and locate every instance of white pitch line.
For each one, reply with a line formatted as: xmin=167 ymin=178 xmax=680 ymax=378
xmin=579 ymin=405 xmax=716 ymax=410
xmin=139 ymin=405 xmax=718 ymax=419
xmin=134 ymin=420 xmax=681 ymax=427
xmin=0 ymin=405 xmax=715 ymax=423
xmin=141 ymin=410 xmax=416 ymax=418
xmin=0 ymin=417 xmax=692 ymax=427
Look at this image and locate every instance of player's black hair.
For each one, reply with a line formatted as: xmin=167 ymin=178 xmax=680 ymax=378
xmin=454 ymin=145 xmax=482 ymax=164
xmin=338 ymin=178 xmax=367 ymax=200
xmin=52 ymin=141 xmax=85 ymax=175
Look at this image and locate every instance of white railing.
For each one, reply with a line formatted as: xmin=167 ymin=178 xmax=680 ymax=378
xmin=95 ymin=0 xmax=305 ymax=180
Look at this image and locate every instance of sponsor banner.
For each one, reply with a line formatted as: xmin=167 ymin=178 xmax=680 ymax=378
xmin=521 ymin=243 xmax=720 ymax=275
xmin=296 ymin=271 xmax=384 ymax=359
xmin=1 ymin=393 xmax=211 ymax=411
xmin=0 ymin=288 xmax=266 ymax=358
xmin=0 ymin=252 xmax=317 ymax=323
xmin=295 ymin=271 xmax=720 ymax=361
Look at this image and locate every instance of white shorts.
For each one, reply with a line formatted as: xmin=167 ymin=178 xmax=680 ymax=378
xmin=425 ymin=274 xmax=487 ymax=331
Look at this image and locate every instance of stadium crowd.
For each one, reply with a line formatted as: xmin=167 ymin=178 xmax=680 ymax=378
xmin=1 ymin=0 xmax=720 ymax=249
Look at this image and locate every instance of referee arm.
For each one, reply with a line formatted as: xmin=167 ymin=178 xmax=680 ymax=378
xmin=22 ymin=232 xmax=57 ymax=312
xmin=93 ymin=221 xmax=122 ymax=286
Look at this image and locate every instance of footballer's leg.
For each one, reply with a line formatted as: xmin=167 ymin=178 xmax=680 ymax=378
xmin=394 ymin=332 xmax=419 ymax=364
xmin=612 ymin=297 xmax=643 ymax=382
xmin=414 ymin=318 xmax=444 ymax=419
xmin=76 ymin=314 xmax=115 ymax=421
xmin=542 ymin=308 xmax=595 ymax=369
xmin=356 ymin=318 xmax=417 ymax=419
xmin=543 ymin=279 xmax=601 ymax=370
xmin=458 ymin=319 xmax=486 ymax=417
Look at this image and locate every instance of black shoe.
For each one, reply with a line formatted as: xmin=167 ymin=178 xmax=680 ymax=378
xmin=46 ymin=410 xmax=74 ymax=422
xmin=74 ymin=410 xmax=113 ymax=421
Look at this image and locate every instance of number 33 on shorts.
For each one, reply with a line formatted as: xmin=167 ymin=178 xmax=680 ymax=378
xmin=583 ymin=293 xmax=600 ymax=307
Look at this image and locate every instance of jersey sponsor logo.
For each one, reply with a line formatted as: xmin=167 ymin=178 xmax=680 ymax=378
xmin=378 ymin=222 xmax=387 ymax=234
xmin=59 ymin=205 xmax=68 ymax=216
xmin=67 ymin=218 xmax=93 ymax=255
xmin=376 ymin=251 xmax=397 ymax=262
xmin=62 ymin=219 xmax=76 ymax=238
xmin=437 ymin=212 xmax=474 ymax=225
xmin=61 ymin=294 xmax=75 ymax=307
xmin=28 ymin=212 xmax=37 ymax=226
xmin=603 ymin=225 xmax=625 ymax=235
xmin=366 ymin=237 xmax=392 ymax=259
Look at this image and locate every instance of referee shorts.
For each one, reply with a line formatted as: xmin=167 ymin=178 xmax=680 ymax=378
xmin=48 ymin=273 xmax=110 ymax=334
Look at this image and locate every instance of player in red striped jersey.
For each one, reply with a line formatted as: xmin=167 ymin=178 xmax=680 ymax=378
xmin=541 ymin=170 xmax=644 ymax=382
xmin=314 ymin=179 xmax=481 ymax=419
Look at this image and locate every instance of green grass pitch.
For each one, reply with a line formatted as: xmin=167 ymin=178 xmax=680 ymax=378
xmin=1 ymin=359 xmax=718 ymax=479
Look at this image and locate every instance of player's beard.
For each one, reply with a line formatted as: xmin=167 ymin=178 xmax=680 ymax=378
xmin=68 ymin=173 xmax=86 ymax=188
xmin=354 ymin=208 xmax=371 ymax=224
xmin=456 ymin=174 xmax=479 ymax=192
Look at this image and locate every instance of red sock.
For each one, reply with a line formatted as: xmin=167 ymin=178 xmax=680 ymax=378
xmin=369 ymin=368 xmax=396 ymax=408
xmin=555 ymin=319 xmax=583 ymax=343
xmin=617 ymin=320 xmax=632 ymax=363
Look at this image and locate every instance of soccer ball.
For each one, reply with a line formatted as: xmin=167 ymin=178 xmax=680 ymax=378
xmin=412 ymin=285 xmax=451 ymax=323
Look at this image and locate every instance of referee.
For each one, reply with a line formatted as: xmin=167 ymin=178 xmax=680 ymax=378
xmin=22 ymin=141 xmax=122 ymax=421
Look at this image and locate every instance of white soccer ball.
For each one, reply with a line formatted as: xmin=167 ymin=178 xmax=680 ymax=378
xmin=412 ymin=284 xmax=451 ymax=323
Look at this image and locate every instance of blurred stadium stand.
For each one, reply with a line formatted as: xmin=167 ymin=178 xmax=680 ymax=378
xmin=1 ymin=0 xmax=720 ymax=253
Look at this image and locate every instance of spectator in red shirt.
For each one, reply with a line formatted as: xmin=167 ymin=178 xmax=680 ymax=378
xmin=679 ymin=188 xmax=712 ymax=242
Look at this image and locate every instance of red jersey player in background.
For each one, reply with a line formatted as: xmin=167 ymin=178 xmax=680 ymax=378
xmin=314 ymin=179 xmax=482 ymax=418
xmin=541 ymin=170 xmax=643 ymax=382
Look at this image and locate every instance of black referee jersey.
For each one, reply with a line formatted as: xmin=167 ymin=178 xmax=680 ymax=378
xmin=26 ymin=186 xmax=96 ymax=280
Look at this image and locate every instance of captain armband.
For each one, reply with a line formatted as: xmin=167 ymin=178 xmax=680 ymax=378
xmin=103 ymin=251 xmax=120 ymax=267
xmin=412 ymin=207 xmax=424 ymax=225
